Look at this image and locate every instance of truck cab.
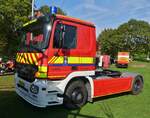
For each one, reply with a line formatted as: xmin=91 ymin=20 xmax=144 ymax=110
xmin=15 ymin=13 xmax=143 ymax=109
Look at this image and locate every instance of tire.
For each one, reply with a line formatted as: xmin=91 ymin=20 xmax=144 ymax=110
xmin=131 ymin=75 xmax=143 ymax=95
xmin=63 ymin=80 xmax=88 ymax=109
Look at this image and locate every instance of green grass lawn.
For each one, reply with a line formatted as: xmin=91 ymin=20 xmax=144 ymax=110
xmin=0 ymin=61 xmax=150 ymax=118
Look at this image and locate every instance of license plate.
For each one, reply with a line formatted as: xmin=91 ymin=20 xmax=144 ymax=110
xmin=18 ymin=80 xmax=25 ymax=87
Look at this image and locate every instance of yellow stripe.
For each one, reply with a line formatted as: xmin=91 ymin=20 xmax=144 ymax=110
xmin=68 ymin=57 xmax=79 ymax=64
xmin=35 ymin=53 xmax=39 ymax=57
xmin=31 ymin=53 xmax=38 ymax=65
xmin=53 ymin=57 xmax=64 ymax=64
xmin=48 ymin=57 xmax=55 ymax=63
xmin=35 ymin=72 xmax=47 ymax=78
xmin=24 ymin=53 xmax=29 ymax=64
xmin=23 ymin=19 xmax=37 ymax=27
xmin=16 ymin=53 xmax=19 ymax=62
xmin=28 ymin=53 xmax=33 ymax=64
xmin=38 ymin=66 xmax=47 ymax=73
xmin=21 ymin=54 xmax=25 ymax=63
xmin=17 ymin=53 xmax=20 ymax=62
xmin=51 ymin=56 xmax=58 ymax=64
xmin=48 ymin=57 xmax=94 ymax=64
xmin=18 ymin=53 xmax=21 ymax=62
xmin=68 ymin=57 xmax=94 ymax=64
xmin=80 ymin=57 xmax=94 ymax=64
xmin=19 ymin=53 xmax=23 ymax=63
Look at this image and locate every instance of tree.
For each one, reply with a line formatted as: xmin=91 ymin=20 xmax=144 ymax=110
xmin=97 ymin=28 xmax=124 ymax=58
xmin=117 ymin=19 xmax=150 ymax=57
xmin=0 ymin=0 xmax=31 ymax=57
xmin=98 ymin=19 xmax=150 ymax=59
xmin=40 ymin=5 xmax=67 ymax=15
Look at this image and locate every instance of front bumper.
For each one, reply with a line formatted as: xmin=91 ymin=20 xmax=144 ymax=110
xmin=15 ymin=73 xmax=63 ymax=107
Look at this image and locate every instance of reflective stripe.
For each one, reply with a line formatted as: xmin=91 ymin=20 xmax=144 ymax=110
xmin=80 ymin=57 xmax=94 ymax=64
xmin=48 ymin=56 xmax=64 ymax=64
xmin=48 ymin=56 xmax=94 ymax=64
xmin=24 ymin=53 xmax=29 ymax=64
xmin=16 ymin=53 xmax=39 ymax=65
xmin=23 ymin=19 xmax=37 ymax=27
xmin=18 ymin=53 xmax=22 ymax=62
xmin=53 ymin=57 xmax=64 ymax=64
xmin=68 ymin=57 xmax=79 ymax=64
xmin=38 ymin=66 xmax=47 ymax=73
xmin=68 ymin=57 xmax=94 ymax=64
xmin=31 ymin=53 xmax=38 ymax=65
xmin=35 ymin=72 xmax=47 ymax=78
xmin=51 ymin=56 xmax=58 ymax=63
xmin=27 ymin=53 xmax=33 ymax=64
xmin=16 ymin=53 xmax=19 ymax=62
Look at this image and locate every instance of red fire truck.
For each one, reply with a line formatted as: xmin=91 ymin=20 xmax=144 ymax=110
xmin=15 ymin=9 xmax=143 ymax=109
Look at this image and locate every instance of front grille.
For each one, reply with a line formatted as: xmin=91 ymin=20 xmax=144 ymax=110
xmin=16 ymin=63 xmax=38 ymax=82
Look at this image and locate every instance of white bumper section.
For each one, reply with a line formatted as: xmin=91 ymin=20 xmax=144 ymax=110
xmin=15 ymin=74 xmax=64 ymax=108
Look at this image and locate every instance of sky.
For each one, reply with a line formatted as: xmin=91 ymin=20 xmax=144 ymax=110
xmin=36 ymin=0 xmax=150 ymax=36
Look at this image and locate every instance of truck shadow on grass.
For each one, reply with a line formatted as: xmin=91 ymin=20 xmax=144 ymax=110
xmin=0 ymin=90 xmax=128 ymax=118
xmin=0 ymin=90 xmax=129 ymax=118
xmin=0 ymin=90 xmax=105 ymax=118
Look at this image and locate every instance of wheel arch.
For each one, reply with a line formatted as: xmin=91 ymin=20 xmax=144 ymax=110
xmin=64 ymin=76 xmax=94 ymax=102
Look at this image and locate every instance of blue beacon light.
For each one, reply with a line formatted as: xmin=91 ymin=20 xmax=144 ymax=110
xmin=50 ymin=6 xmax=57 ymax=14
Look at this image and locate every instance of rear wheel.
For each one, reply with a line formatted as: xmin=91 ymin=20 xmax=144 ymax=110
xmin=131 ymin=76 xmax=143 ymax=95
xmin=64 ymin=80 xmax=88 ymax=109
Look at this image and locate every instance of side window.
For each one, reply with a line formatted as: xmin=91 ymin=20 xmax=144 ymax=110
xmin=53 ymin=23 xmax=61 ymax=48
xmin=53 ymin=23 xmax=77 ymax=49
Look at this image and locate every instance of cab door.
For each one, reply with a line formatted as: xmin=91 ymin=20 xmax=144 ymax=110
xmin=47 ymin=20 xmax=78 ymax=79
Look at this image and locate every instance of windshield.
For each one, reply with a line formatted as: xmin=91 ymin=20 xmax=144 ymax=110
xmin=20 ymin=19 xmax=52 ymax=52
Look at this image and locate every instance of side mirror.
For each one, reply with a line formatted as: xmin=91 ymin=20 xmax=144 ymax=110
xmin=58 ymin=23 xmax=65 ymax=48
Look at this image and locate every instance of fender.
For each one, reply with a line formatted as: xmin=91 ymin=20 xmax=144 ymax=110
xmin=54 ymin=70 xmax=95 ymax=99
xmin=121 ymin=72 xmax=143 ymax=90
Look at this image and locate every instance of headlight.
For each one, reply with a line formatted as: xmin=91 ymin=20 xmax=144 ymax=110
xmin=30 ymin=84 xmax=39 ymax=94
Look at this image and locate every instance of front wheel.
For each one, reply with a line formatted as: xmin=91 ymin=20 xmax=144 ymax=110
xmin=63 ymin=80 xmax=88 ymax=109
xmin=131 ymin=75 xmax=143 ymax=95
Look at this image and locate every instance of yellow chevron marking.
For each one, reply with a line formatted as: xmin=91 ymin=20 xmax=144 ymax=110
xmin=16 ymin=53 xmax=40 ymax=65
xmin=16 ymin=53 xmax=19 ymax=62
xmin=18 ymin=53 xmax=21 ymax=62
xmin=31 ymin=53 xmax=38 ymax=65
xmin=19 ymin=53 xmax=23 ymax=63
xmin=51 ymin=56 xmax=58 ymax=63
xmin=52 ymin=56 xmax=57 ymax=63
xmin=48 ymin=56 xmax=64 ymax=64
xmin=48 ymin=57 xmax=54 ymax=63
xmin=54 ymin=57 xmax=64 ymax=64
xmin=24 ymin=53 xmax=29 ymax=64
xmin=21 ymin=54 xmax=25 ymax=63
xmin=28 ymin=53 xmax=33 ymax=64
xmin=17 ymin=53 xmax=20 ymax=62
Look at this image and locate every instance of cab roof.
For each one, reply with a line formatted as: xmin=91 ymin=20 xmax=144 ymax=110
xmin=56 ymin=14 xmax=95 ymax=28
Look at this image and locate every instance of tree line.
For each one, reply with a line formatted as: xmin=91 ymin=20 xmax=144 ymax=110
xmin=0 ymin=0 xmax=150 ymax=60
xmin=97 ymin=19 xmax=150 ymax=60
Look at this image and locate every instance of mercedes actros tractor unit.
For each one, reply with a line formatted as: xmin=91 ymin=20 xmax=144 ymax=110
xmin=15 ymin=8 xmax=143 ymax=109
